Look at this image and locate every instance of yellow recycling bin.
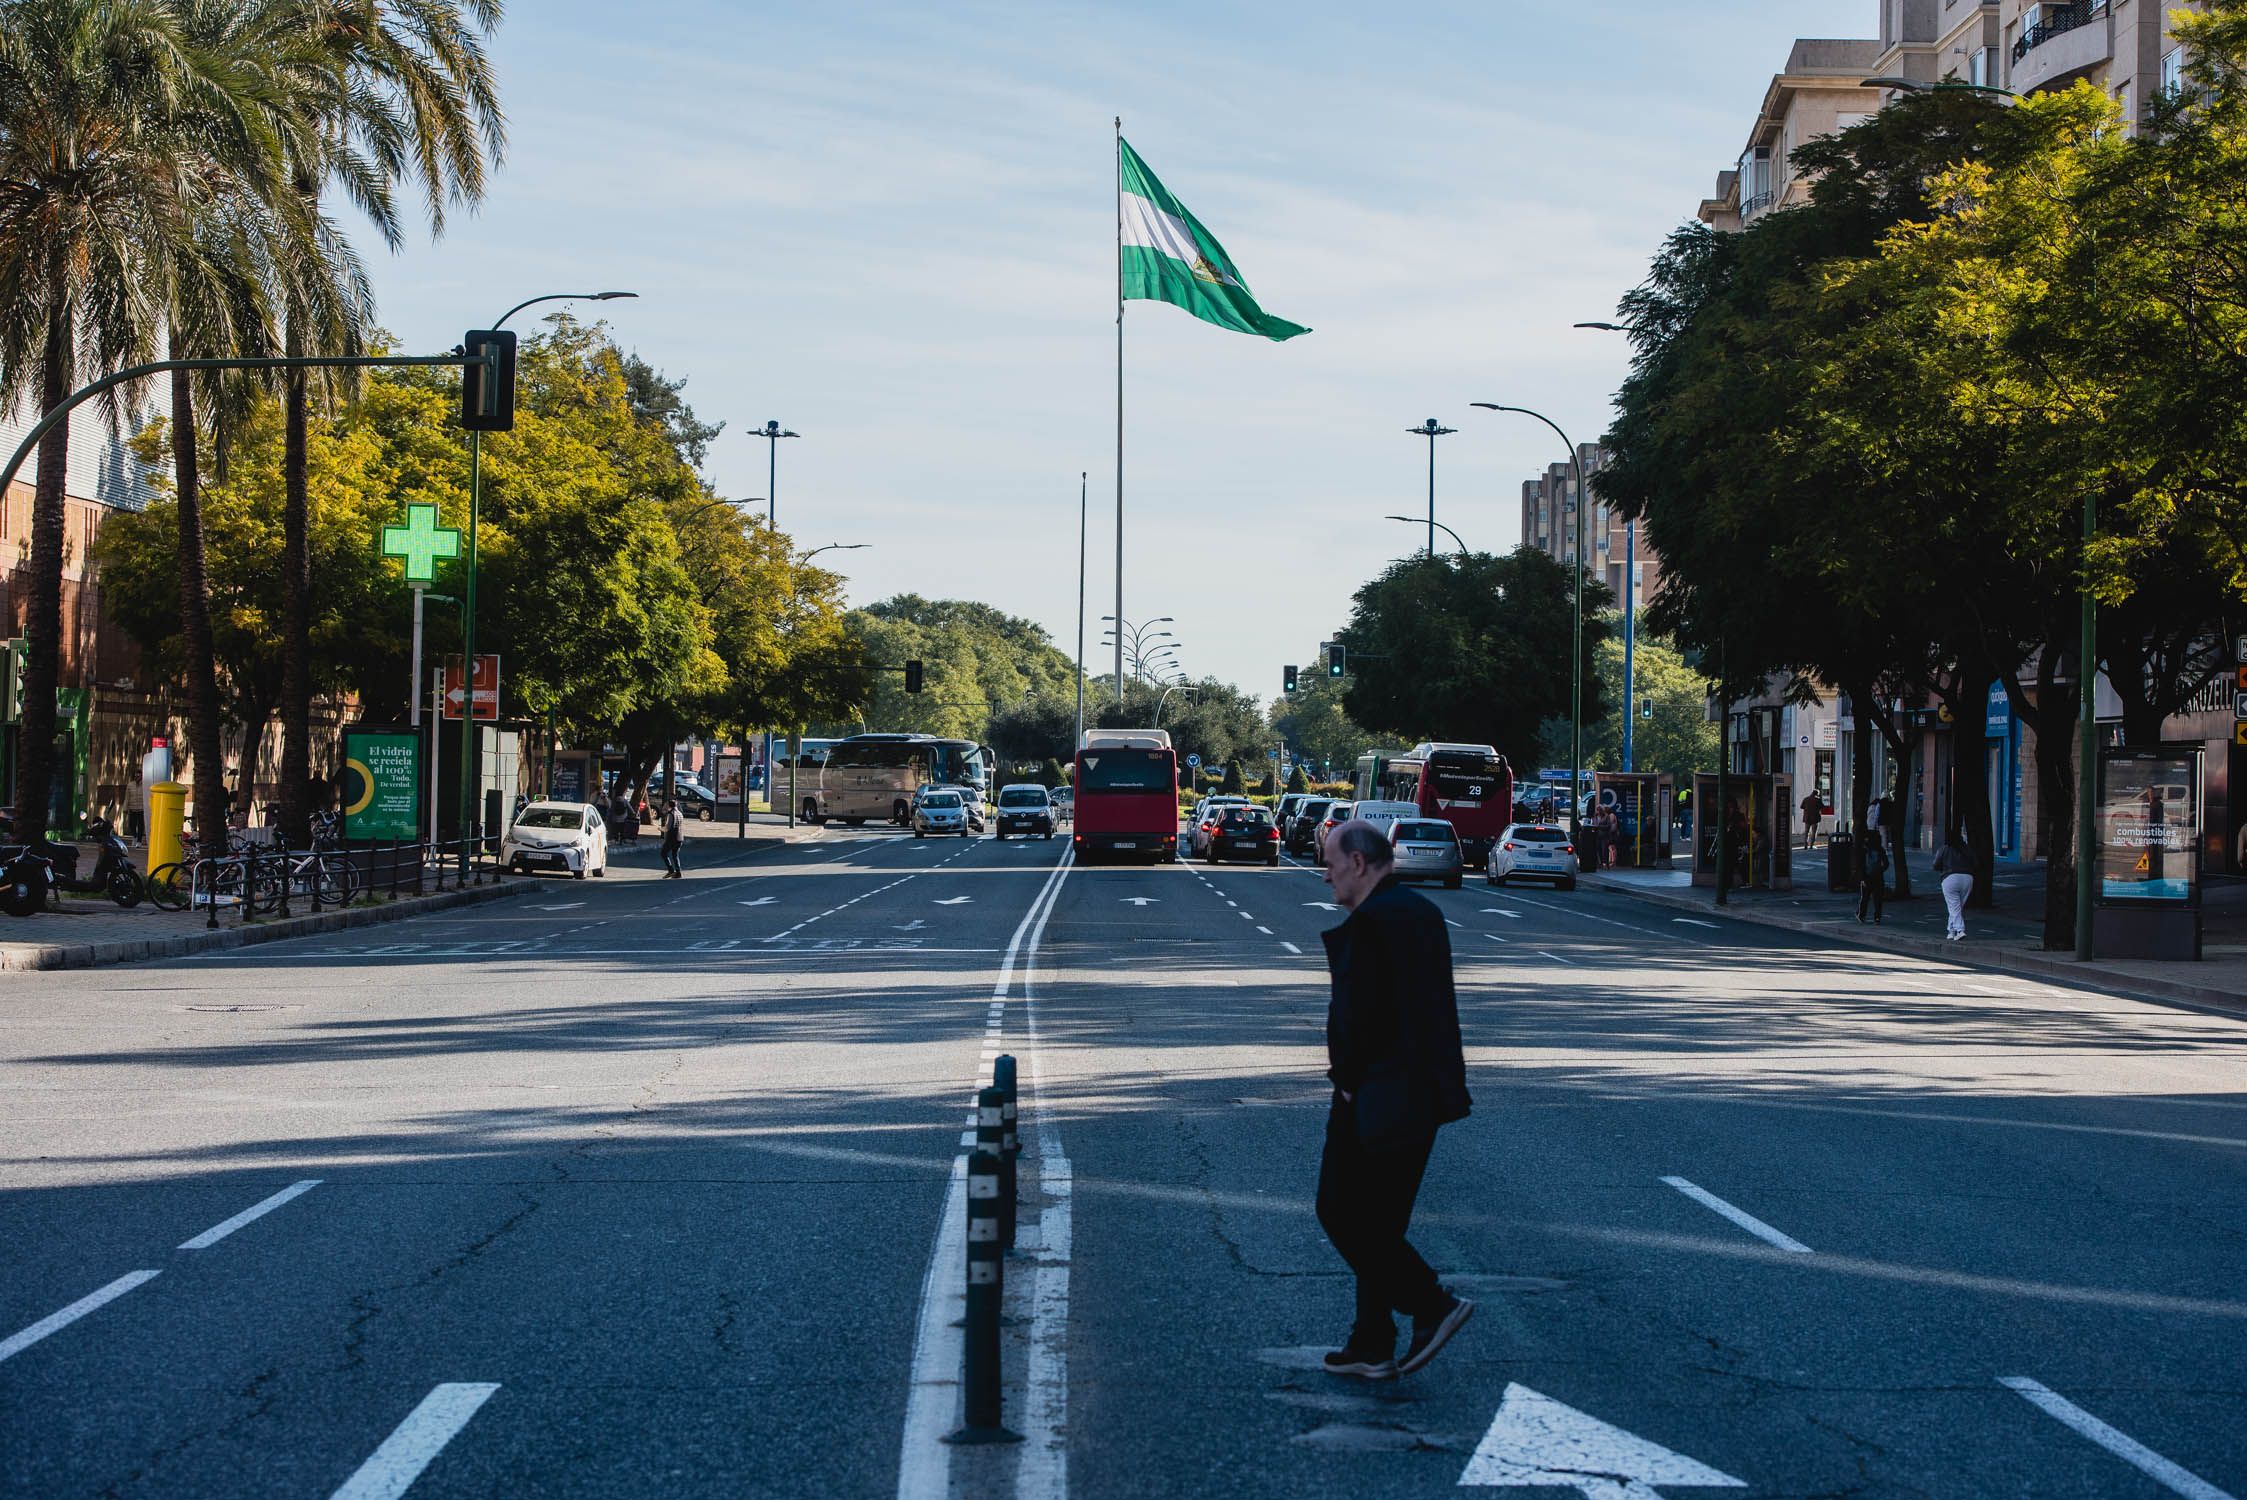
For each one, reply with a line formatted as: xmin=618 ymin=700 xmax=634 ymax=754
xmin=147 ymin=781 xmax=188 ymax=875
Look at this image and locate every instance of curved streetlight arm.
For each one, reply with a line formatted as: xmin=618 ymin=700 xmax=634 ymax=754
xmin=800 ymin=542 xmax=870 ymax=562
xmin=493 ymin=290 xmax=638 ymax=330
xmin=1472 ymin=401 xmax=1589 ymax=832
xmin=1384 ymin=515 xmax=1466 ymax=554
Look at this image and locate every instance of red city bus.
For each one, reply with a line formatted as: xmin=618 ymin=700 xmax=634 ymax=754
xmin=1072 ymin=730 xmax=1180 ymax=864
xmin=1354 ymin=742 xmax=1515 ymax=863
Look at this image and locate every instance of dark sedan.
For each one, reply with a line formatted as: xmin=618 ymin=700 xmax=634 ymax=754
xmin=1286 ymin=797 xmax=1333 ymax=856
xmin=1204 ymin=806 xmax=1280 ymax=866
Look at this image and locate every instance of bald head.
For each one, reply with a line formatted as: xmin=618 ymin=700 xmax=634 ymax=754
xmin=1327 ymin=819 xmax=1394 ymax=867
xmin=1322 ymin=818 xmax=1394 ymax=911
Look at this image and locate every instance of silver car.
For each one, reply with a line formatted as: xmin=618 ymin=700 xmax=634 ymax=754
xmin=913 ymin=790 xmax=970 ymax=838
xmin=1389 ymin=818 xmax=1464 ymax=889
xmin=1486 ymin=823 xmax=1578 ymax=889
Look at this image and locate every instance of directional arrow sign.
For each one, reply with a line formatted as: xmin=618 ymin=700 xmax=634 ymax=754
xmin=1459 ymin=1384 xmax=1745 ymax=1499
xmin=934 ymin=896 xmax=973 ymax=906
xmin=1302 ymin=901 xmax=1341 ymax=912
xmin=738 ymin=897 xmax=777 ymax=907
xmin=1120 ymin=897 xmax=1160 ymax=906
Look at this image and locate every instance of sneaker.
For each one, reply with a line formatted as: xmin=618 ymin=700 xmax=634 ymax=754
xmin=1397 ymin=1295 xmax=1474 ymax=1376
xmin=1322 ymin=1336 xmax=1397 ymax=1381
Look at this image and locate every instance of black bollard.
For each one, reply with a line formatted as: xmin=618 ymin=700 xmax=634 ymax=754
xmin=993 ymin=1057 xmax=1019 ymax=1251
xmin=944 ymin=1147 xmax=1021 ymax=1445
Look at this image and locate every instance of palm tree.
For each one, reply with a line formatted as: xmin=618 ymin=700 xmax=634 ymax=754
xmin=0 ymin=0 xmax=299 ymax=844
xmin=273 ymin=0 xmax=506 ymax=844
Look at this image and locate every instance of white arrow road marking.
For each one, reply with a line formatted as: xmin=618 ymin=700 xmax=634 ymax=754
xmin=2000 ymin=1377 xmax=2237 ymax=1500
xmin=1120 ymin=897 xmax=1161 ymax=906
xmin=1673 ymin=917 xmax=1719 ymax=929
xmin=530 ymin=903 xmax=584 ymax=911
xmin=1459 ymin=1383 xmax=1747 ymax=1498
xmin=933 ymin=896 xmax=973 ymax=906
xmin=1480 ymin=907 xmax=1523 ymax=918
xmin=895 ymin=919 xmax=926 ymax=932
xmin=738 ymin=896 xmax=777 ymax=907
xmin=1303 ymin=901 xmax=1341 ymax=911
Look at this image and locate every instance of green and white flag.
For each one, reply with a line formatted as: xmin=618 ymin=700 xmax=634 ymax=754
xmin=1119 ymin=138 xmax=1309 ymax=341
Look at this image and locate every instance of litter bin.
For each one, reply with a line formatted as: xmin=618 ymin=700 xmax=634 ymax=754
xmin=1825 ymin=830 xmax=1855 ymax=893
xmin=147 ymin=781 xmax=187 ymax=875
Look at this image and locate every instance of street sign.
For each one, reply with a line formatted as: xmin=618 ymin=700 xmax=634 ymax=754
xmin=340 ymin=729 xmax=421 ymax=840
xmin=2235 ymin=692 xmax=2247 ymax=722
xmin=379 ymin=503 xmax=461 ymax=584
xmin=1187 ymin=754 xmax=1202 ymax=768
xmin=442 ymin=655 xmax=501 ymax=720
xmin=2235 ymin=634 xmax=2247 ymax=665
xmin=2235 ymin=722 xmax=2247 ymax=747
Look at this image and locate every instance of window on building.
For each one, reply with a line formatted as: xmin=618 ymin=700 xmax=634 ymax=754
xmin=1968 ymin=46 xmax=1997 ymax=88
xmin=2161 ymin=46 xmax=2186 ymax=98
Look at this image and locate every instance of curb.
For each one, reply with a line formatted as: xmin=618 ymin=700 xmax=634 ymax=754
xmin=0 ymin=876 xmax=535 ymax=973
xmin=1582 ymin=873 xmax=2247 ymax=1018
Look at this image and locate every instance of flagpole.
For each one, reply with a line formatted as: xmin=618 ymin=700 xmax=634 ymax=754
xmin=1114 ymin=116 xmax=1126 ymax=711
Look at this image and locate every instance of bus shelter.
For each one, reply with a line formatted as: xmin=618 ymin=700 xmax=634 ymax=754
xmin=1690 ymin=772 xmax=1793 ymax=890
xmin=1591 ymin=773 xmax=1674 ymax=869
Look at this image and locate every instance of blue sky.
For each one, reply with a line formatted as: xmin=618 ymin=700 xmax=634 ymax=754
xmin=357 ymin=0 xmax=1872 ymax=707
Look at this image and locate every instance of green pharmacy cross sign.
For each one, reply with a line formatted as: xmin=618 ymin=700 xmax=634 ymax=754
xmin=381 ymin=503 xmax=462 ymax=584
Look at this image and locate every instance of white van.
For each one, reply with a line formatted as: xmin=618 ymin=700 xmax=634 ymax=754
xmin=1350 ymin=800 xmax=1423 ymax=840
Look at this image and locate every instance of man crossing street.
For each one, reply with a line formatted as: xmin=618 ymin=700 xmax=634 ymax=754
xmin=1314 ymin=819 xmax=1476 ymax=1379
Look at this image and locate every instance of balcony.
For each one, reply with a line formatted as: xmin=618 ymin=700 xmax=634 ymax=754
xmin=2011 ymin=0 xmax=2113 ymax=95
xmin=1741 ymin=190 xmax=1776 ymax=219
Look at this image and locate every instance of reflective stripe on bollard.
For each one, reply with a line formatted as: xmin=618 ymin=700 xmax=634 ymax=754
xmin=993 ymin=1057 xmax=1019 ymax=1251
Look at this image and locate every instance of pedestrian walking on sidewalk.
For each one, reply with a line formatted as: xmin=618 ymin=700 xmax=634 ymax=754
xmin=1857 ymin=825 xmax=1889 ymax=924
xmin=1315 ymin=820 xmax=1476 ymax=1381
xmin=1800 ymin=791 xmax=1823 ymax=849
xmin=1935 ymin=836 xmax=1973 ymax=941
xmin=660 ymin=799 xmax=685 ymax=878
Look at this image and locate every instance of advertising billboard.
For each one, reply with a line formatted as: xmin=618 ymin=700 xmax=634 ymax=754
xmin=2096 ymin=747 xmax=2203 ymax=905
xmin=341 ymin=729 xmax=421 ymax=841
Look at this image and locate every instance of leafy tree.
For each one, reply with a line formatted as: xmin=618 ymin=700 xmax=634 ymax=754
xmin=987 ymin=692 xmax=1080 ymax=767
xmin=0 ymin=0 xmax=309 ymax=840
xmin=1582 ymin=622 xmax=1719 ymax=781
xmin=1338 ymin=548 xmax=1609 ymax=777
xmin=1270 ymin=664 xmax=1375 ymax=778
xmin=1221 ymin=760 xmax=1244 ymax=794
xmin=1285 ymin=764 xmax=1308 ymax=794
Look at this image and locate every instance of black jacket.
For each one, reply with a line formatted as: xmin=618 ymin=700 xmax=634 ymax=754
xmin=1322 ymin=876 xmax=1471 ymax=1146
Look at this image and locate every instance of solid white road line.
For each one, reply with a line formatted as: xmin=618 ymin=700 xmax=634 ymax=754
xmin=1674 ymin=917 xmax=1719 ymax=929
xmin=1015 ymin=849 xmax=1075 ymax=1500
xmin=1660 ymin=1176 xmax=1813 ymax=1254
xmin=178 ymin=1180 xmax=320 ymax=1250
xmin=897 ymin=848 xmax=1073 ymax=1500
xmin=0 ymin=1270 xmax=161 ymax=1364
xmin=1999 ymin=1377 xmax=2236 ymax=1500
xmin=327 ymin=1382 xmax=501 ymax=1500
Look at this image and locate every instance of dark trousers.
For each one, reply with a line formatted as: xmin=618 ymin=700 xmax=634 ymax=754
xmin=661 ymin=841 xmax=682 ymax=876
xmin=1315 ymin=1097 xmax=1444 ymax=1339
xmin=1858 ymin=873 xmax=1884 ymax=921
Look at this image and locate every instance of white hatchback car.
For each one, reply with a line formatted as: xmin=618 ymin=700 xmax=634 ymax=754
xmin=1486 ymin=823 xmax=1578 ymax=890
xmin=504 ymin=801 xmax=609 ymax=879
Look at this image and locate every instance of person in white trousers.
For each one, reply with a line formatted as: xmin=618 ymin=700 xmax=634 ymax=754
xmin=1933 ymin=838 xmax=1974 ymax=941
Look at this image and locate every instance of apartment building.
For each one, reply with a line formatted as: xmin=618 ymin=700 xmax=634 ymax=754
xmin=2001 ymin=0 xmax=2196 ymax=123
xmin=1696 ymin=39 xmax=1883 ymax=231
xmin=1518 ymin=444 xmax=1662 ymax=619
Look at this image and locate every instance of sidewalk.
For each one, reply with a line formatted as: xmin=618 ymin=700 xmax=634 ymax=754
xmin=1583 ymin=848 xmax=2247 ymax=1016
xmin=0 ymin=814 xmax=830 ymax=973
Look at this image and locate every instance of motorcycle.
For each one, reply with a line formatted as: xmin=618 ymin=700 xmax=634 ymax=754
xmin=0 ymin=846 xmax=52 ymax=918
xmin=18 ymin=816 xmax=145 ymax=909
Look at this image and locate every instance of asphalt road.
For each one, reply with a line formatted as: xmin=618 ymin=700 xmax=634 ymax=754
xmin=2 ymin=824 xmax=2243 ymax=1498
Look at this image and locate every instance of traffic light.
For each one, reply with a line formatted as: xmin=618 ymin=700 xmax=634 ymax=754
xmin=904 ymin=659 xmax=924 ymax=693
xmin=1283 ymin=664 xmax=1298 ymax=695
xmin=1327 ymin=643 xmax=1346 ymax=678
xmin=461 ymin=329 xmax=518 ymax=432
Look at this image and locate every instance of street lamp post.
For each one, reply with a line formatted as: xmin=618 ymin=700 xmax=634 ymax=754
xmin=1472 ymin=402 xmax=1587 ymax=834
xmin=1406 ymin=418 xmax=1457 ymax=559
xmin=752 ymin=420 xmax=799 ymax=531
xmin=1383 ymin=515 xmax=1466 ymax=555
xmin=1574 ymin=322 xmax=1640 ymax=772
xmin=461 ymin=290 xmax=635 ymax=851
xmin=1100 ymin=616 xmax=1175 ymax=693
